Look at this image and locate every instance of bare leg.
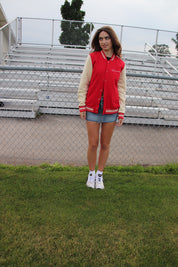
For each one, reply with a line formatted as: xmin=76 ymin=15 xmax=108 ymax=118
xmin=86 ymin=121 xmax=100 ymax=171
xmin=98 ymin=122 xmax=116 ymax=171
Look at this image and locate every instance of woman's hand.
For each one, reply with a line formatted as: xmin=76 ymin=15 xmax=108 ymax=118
xmin=80 ymin=111 xmax=86 ymax=120
xmin=116 ymin=118 xmax=124 ymax=126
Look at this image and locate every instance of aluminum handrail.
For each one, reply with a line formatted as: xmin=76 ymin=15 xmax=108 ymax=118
xmin=163 ymin=60 xmax=178 ymax=84
xmin=165 ymin=60 xmax=178 ymax=73
xmin=144 ymin=42 xmax=158 ymax=72
xmin=163 ymin=68 xmax=173 ymax=77
xmin=1 ymin=17 xmax=178 ymax=64
xmin=144 ymin=43 xmax=158 ymax=60
xmin=16 ymin=17 xmax=178 ymax=54
xmin=0 ymin=18 xmax=17 ymax=31
xmin=20 ymin=17 xmax=178 ymax=34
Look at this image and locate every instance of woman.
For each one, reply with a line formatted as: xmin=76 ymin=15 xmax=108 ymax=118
xmin=78 ymin=26 xmax=126 ymax=189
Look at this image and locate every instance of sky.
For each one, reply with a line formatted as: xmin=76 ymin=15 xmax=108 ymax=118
xmin=1 ymin=0 xmax=178 ymax=31
xmin=0 ymin=0 xmax=178 ymax=53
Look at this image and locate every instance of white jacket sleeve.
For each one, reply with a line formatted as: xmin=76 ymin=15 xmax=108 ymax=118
xmin=77 ymin=55 xmax=92 ymax=111
xmin=118 ymin=65 xmax=126 ymax=116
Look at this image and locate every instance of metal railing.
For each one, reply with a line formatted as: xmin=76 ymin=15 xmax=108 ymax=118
xmin=1 ymin=17 xmax=178 ymax=60
xmin=144 ymin=43 xmax=178 ymax=78
xmin=144 ymin=42 xmax=158 ymax=69
xmin=165 ymin=59 xmax=178 ymax=73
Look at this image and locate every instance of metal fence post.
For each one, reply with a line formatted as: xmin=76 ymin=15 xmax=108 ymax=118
xmin=155 ymin=30 xmax=159 ymax=67
xmin=120 ymin=25 xmax=123 ymax=45
xmin=155 ymin=29 xmax=159 ymax=48
xmin=89 ymin=22 xmax=93 ymax=49
xmin=51 ymin=19 xmax=54 ymax=47
xmin=15 ymin=18 xmax=18 ymax=46
xmin=17 ymin=17 xmax=22 ymax=45
xmin=8 ymin=24 xmax=11 ymax=54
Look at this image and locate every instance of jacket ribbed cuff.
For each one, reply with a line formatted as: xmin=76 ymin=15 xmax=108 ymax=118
xmin=79 ymin=106 xmax=86 ymax=112
xmin=118 ymin=112 xmax=124 ymax=119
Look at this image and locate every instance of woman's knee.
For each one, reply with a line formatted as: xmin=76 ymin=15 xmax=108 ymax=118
xmin=100 ymin=142 xmax=110 ymax=151
xmin=89 ymin=142 xmax=98 ymax=151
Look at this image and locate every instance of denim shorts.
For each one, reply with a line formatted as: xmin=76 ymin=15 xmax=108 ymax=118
xmin=86 ymin=97 xmax=117 ymax=123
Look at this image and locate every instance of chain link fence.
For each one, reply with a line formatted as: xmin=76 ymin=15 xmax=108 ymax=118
xmin=0 ymin=66 xmax=177 ymax=166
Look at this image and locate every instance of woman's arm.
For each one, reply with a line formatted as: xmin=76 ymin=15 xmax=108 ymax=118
xmin=117 ymin=65 xmax=126 ymax=119
xmin=77 ymin=55 xmax=93 ymax=113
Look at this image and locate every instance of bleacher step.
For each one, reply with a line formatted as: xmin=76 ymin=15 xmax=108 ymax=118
xmin=0 ymin=109 xmax=38 ymax=118
xmin=0 ymin=88 xmax=39 ymax=99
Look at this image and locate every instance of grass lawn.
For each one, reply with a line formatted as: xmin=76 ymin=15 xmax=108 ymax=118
xmin=0 ymin=164 xmax=178 ymax=266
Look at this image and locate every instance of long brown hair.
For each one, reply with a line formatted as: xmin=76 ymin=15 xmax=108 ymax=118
xmin=91 ymin=26 xmax=122 ymax=58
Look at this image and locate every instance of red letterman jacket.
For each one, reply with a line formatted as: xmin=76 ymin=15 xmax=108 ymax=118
xmin=78 ymin=51 xmax=126 ymax=118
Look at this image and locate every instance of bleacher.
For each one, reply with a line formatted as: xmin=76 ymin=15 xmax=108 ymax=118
xmin=0 ymin=45 xmax=178 ymax=126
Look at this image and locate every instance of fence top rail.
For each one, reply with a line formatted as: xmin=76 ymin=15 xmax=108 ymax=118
xmin=0 ymin=65 xmax=178 ymax=81
xmin=19 ymin=17 xmax=178 ymax=34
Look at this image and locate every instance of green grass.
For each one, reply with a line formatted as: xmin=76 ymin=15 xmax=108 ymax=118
xmin=0 ymin=164 xmax=178 ymax=266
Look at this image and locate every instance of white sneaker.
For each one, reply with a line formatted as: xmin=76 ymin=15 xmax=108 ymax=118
xmin=96 ymin=174 xmax=104 ymax=189
xmin=86 ymin=173 xmax=95 ymax=189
